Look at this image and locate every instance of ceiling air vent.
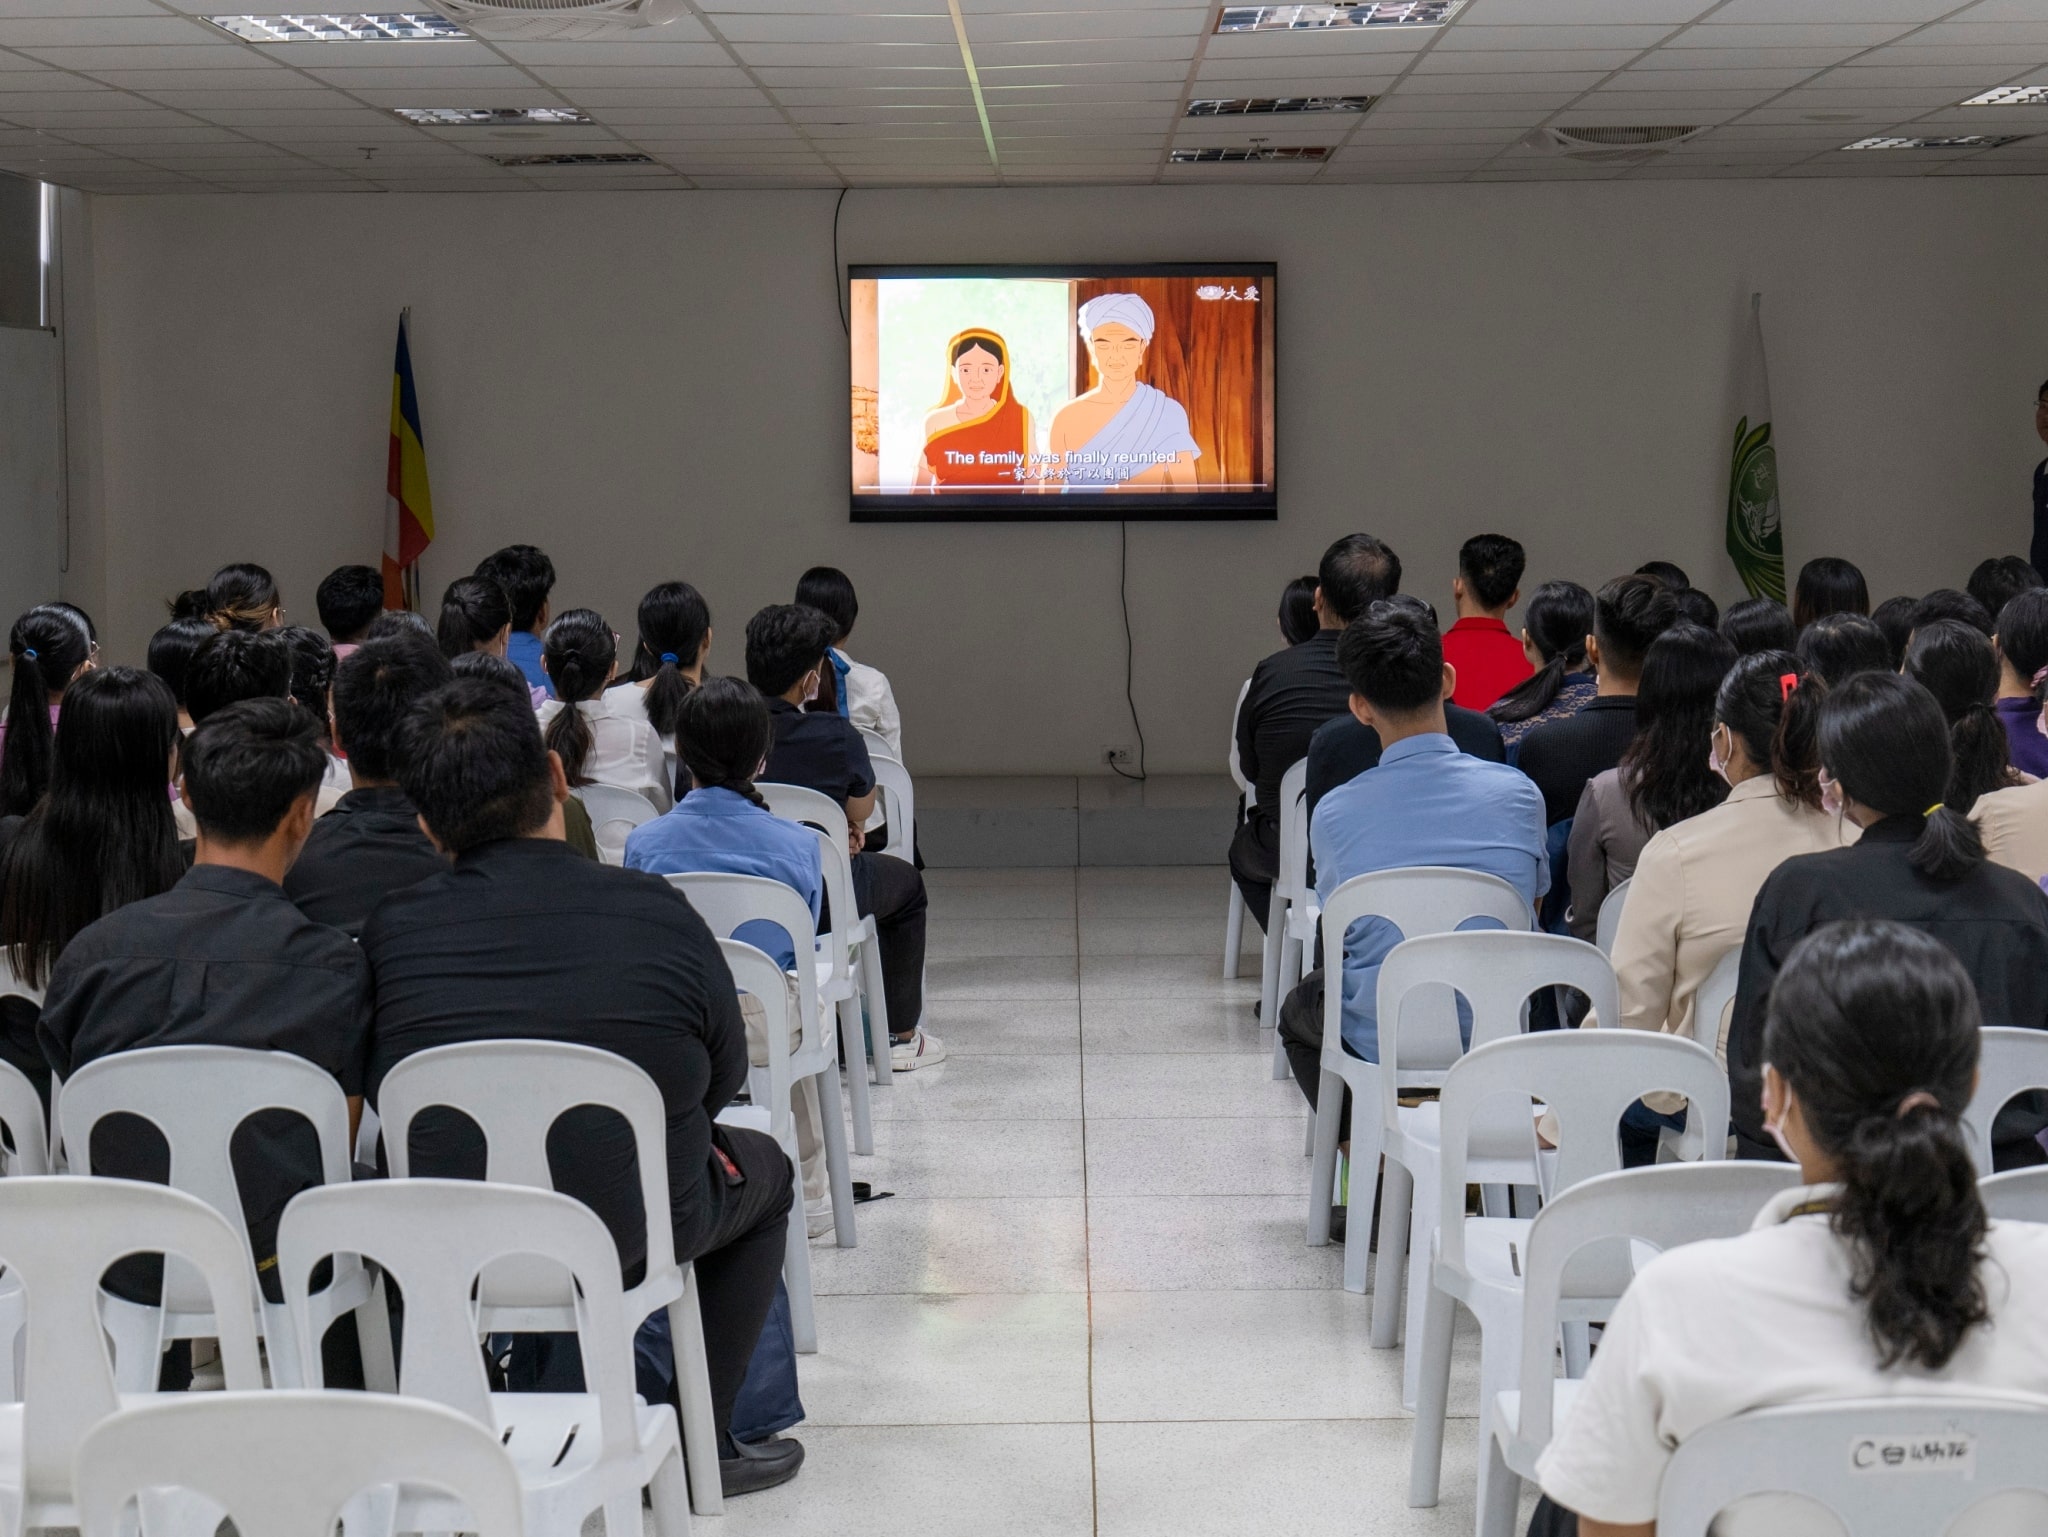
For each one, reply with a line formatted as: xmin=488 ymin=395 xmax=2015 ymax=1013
xmin=1842 ymin=134 xmax=2027 ymax=151
xmin=1169 ymin=146 xmax=1331 ymax=163
xmin=435 ymin=0 xmax=684 ymax=41
xmin=489 ymin=152 xmax=655 ymax=167
xmin=1218 ymin=2 xmax=1462 ymax=32
xmin=1523 ymin=125 xmax=1704 ymax=165
xmin=1186 ymin=96 xmax=1374 ymax=117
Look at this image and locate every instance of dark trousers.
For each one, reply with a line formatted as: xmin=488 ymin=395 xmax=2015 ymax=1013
xmin=851 ymin=851 xmax=927 ymax=1040
xmin=1229 ymin=816 xmax=1280 ymax=932
xmin=1279 ymin=968 xmax=1346 ymax=1136
xmin=686 ymin=1124 xmax=796 ymax=1445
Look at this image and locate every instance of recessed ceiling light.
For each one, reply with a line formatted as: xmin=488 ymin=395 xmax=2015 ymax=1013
xmin=1841 ymin=134 xmax=2028 ymax=150
xmin=207 ymin=13 xmax=462 ymax=41
xmin=1169 ymin=146 xmax=1330 ymax=162
xmin=392 ymin=107 xmax=592 ymax=126
xmin=489 ymin=151 xmax=653 ymax=167
xmin=1217 ymin=2 xmax=1463 ymax=33
xmin=1186 ymin=96 xmax=1375 ymax=117
xmin=1964 ymin=85 xmax=2048 ymax=107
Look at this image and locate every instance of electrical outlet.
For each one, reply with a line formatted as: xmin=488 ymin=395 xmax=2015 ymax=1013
xmin=1102 ymin=745 xmax=1136 ymax=768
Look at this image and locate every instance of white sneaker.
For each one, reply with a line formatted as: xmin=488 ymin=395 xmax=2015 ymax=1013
xmin=805 ymin=1197 xmax=835 ymax=1239
xmin=890 ymin=1028 xmax=947 ymax=1072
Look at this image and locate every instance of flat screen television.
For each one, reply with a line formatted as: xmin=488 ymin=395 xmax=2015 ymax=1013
xmin=848 ymin=263 xmax=1276 ymax=522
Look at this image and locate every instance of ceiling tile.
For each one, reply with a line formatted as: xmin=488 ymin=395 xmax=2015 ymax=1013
xmin=1460 ymin=0 xmax=1715 ymax=22
xmin=965 ymin=10 xmax=1206 ymax=43
xmin=701 ymin=13 xmax=953 ymax=43
xmin=85 ymin=68 xmax=324 ymax=90
xmin=1707 ymin=0 xmax=1959 ymax=21
xmin=0 ymin=16 xmax=220 ymax=46
xmin=489 ymin=41 xmax=726 ymax=66
xmin=18 ymin=43 xmax=275 ymax=70
xmin=1674 ymin=24 xmax=1916 ymax=48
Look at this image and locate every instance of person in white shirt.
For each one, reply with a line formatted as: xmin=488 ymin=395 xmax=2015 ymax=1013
xmin=605 ymin=581 xmax=711 ymax=785
xmin=1536 ymin=919 xmax=2048 ymax=1537
xmin=536 ymin=609 xmax=670 ymax=810
xmin=796 ymin=566 xmax=902 ymax=761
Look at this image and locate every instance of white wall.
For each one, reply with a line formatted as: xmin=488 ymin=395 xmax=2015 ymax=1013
xmin=66 ymin=179 xmax=2048 ymax=776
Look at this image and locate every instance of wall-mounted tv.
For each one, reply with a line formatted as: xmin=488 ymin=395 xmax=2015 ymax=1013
xmin=849 ymin=264 xmax=1276 ymax=522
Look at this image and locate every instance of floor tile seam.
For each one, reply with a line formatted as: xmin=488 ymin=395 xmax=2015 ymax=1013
xmin=1073 ymin=863 xmax=1102 ymax=1537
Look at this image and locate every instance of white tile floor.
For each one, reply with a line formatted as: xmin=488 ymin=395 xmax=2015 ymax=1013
xmin=715 ymin=865 xmax=1500 ymax=1537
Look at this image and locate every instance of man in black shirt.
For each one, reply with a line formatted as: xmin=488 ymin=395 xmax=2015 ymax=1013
xmin=1230 ymin=533 xmax=1402 ymax=928
xmin=284 ymin=635 xmax=451 ymax=936
xmin=39 ymin=698 xmax=368 ymax=1296
xmin=363 ymin=678 xmax=801 ymax=1495
xmin=184 ymin=628 xmax=292 ymax=724
xmin=747 ymin=604 xmax=939 ymax=1069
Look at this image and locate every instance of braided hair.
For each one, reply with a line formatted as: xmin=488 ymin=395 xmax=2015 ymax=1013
xmin=675 ymin=675 xmax=772 ymax=809
xmin=539 ymin=608 xmax=615 ymax=786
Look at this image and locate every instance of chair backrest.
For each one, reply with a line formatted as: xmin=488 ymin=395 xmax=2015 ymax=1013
xmin=1962 ymin=1028 xmax=2048 ymax=1177
xmin=1318 ymin=866 xmax=1533 ymax=1056
xmin=1594 ymin=876 xmax=1631 ymax=958
xmin=869 ymin=750 xmax=917 ymax=857
xmin=671 ymin=874 xmax=824 ymax=1058
xmin=1511 ymin=1163 xmax=1803 ymax=1449
xmin=0 ymin=1056 xmax=48 ymax=1176
xmin=578 ymin=782 xmax=660 ymax=866
xmin=1437 ymin=1031 xmax=1731 ymax=1272
xmin=1979 ymin=1166 xmax=2048 ymax=1225
xmin=57 ymin=1046 xmax=353 ymax=1310
xmin=759 ymin=780 xmax=855 ymax=981
xmin=1274 ymin=758 xmax=1311 ymax=915
xmin=375 ymin=1039 xmax=681 ymax=1283
xmin=1227 ymin=678 xmax=1253 ymax=798
xmin=280 ymin=1180 xmax=638 ymax=1460
xmin=76 ymin=1390 xmax=526 ymax=1537
xmin=0 ymin=1177 xmax=260 ymax=1510
xmin=1692 ymin=944 xmax=1742 ymax=1054
xmin=1657 ymin=1396 xmax=2048 ymax=1537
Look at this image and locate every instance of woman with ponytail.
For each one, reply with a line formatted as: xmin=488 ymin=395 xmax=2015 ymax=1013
xmin=1905 ymin=620 xmax=2018 ymax=814
xmin=1725 ymin=670 xmax=2048 ymax=1163
xmin=1990 ymin=587 xmax=2048 ymax=778
xmin=1973 ymin=590 xmax=2048 ymax=880
xmin=0 ymin=604 xmax=96 ymax=817
xmin=203 ymin=563 xmax=283 ymax=633
xmin=607 ymin=580 xmax=712 ymax=743
xmin=1537 ymin=920 xmax=2048 ymax=1537
xmin=535 ymin=609 xmax=669 ymax=808
xmin=1488 ymin=579 xmax=1597 ymax=751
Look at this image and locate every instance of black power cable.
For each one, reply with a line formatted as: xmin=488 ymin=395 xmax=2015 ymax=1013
xmin=832 ymin=187 xmax=849 ymax=336
xmin=1111 ymin=519 xmax=1147 ymax=782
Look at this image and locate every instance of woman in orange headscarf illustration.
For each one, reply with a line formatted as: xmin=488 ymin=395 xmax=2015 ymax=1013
xmin=913 ymin=328 xmax=1033 ymax=491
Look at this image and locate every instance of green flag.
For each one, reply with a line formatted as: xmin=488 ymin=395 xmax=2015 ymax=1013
xmin=1726 ymin=292 xmax=1786 ymax=603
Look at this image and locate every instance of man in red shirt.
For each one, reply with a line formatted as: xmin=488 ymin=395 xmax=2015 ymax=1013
xmin=1442 ymin=533 xmax=1534 ymax=711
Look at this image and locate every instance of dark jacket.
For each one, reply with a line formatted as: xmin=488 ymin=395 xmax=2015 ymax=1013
xmin=1304 ymin=705 xmax=1505 ymax=819
xmin=1237 ymin=631 xmax=1350 ymax=840
xmin=283 ymin=784 xmax=446 ymax=938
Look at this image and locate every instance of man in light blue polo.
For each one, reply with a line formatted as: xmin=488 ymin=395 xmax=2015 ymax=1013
xmin=1277 ymin=597 xmax=1549 ymax=1126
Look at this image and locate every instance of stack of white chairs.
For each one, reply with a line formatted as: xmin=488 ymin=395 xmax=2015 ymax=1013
xmin=1261 ymin=760 xmax=1313 ymax=1080
xmin=1961 ymin=1027 xmax=2048 ymax=1178
xmin=1657 ymin=944 xmax=1742 ymax=1162
xmin=0 ymin=1060 xmax=47 ymax=1400
xmin=1592 ymin=875 xmax=1631 ymax=958
xmin=578 ymin=782 xmax=661 ymax=867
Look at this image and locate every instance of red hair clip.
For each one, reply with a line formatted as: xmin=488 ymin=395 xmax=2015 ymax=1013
xmin=1779 ymin=672 xmax=1798 ymax=701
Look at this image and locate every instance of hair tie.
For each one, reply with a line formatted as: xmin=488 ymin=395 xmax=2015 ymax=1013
xmin=659 ymin=652 xmax=679 ymax=665
xmin=20 ymin=648 xmax=36 ymax=661
xmin=1895 ymin=1090 xmax=1942 ymax=1120
xmin=1924 ymin=802 xmax=1945 ymax=817
xmin=1779 ymin=671 xmax=1798 ymax=701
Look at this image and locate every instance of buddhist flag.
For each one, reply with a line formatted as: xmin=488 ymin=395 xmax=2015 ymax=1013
xmin=1725 ymin=292 xmax=1786 ymax=603
xmin=383 ymin=309 xmax=434 ymax=610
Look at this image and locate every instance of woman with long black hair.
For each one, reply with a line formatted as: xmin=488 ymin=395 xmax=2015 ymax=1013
xmin=0 ymin=603 xmax=96 ymax=817
xmin=1791 ymin=554 xmax=1869 ymax=631
xmin=1489 ymin=579 xmax=1597 ymax=751
xmin=1904 ymin=619 xmax=2018 ymax=814
xmin=536 ymin=609 xmax=669 ymax=808
xmin=607 ymin=580 xmax=712 ymax=744
xmin=1537 ymin=920 xmax=2048 ymax=1537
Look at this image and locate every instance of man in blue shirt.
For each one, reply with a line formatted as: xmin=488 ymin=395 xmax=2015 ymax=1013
xmin=475 ymin=543 xmax=556 ymax=699
xmin=1277 ymin=598 xmax=1549 ymax=1128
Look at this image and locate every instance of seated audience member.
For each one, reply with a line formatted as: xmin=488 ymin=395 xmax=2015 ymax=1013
xmin=1443 ymin=534 xmax=1533 ymax=711
xmin=474 ymin=543 xmax=556 ymax=697
xmin=538 ymin=609 xmax=669 ymax=809
xmin=1488 ymin=580 xmax=1597 ymax=753
xmin=435 ymin=575 xmax=512 ymax=660
xmin=746 ymin=604 xmax=939 ymax=1069
xmin=1726 ymin=672 xmax=2048 ymax=1165
xmin=185 ymin=628 xmax=291 ymax=725
xmin=1869 ymin=593 xmax=1918 ymax=669
xmin=451 ymin=651 xmax=601 ymax=861
xmin=366 ymin=608 xmax=433 ymax=643
xmin=1717 ymin=596 xmax=1795 ymax=657
xmin=1791 ymin=555 xmax=1869 ymax=631
xmin=1991 ymin=589 xmax=2048 ymax=778
xmin=1567 ymin=623 xmax=1735 ymax=944
xmin=1973 ymin=773 xmax=2048 ymax=884
xmin=203 ymin=562 xmax=284 ymax=633
xmin=1634 ymin=561 xmax=1689 ymax=589
xmin=624 ymin=677 xmax=831 ymax=1232
xmin=1793 ymin=611 xmax=1891 ymax=688
xmin=315 ymin=564 xmax=385 ymax=659
xmin=146 ymin=615 xmax=214 ymax=731
xmin=283 ymin=637 xmax=453 ymax=937
xmin=1607 ymin=652 xmax=1846 ymax=1165
xmin=1536 ymin=920 xmax=2048 ymax=1537
xmin=1672 ymin=586 xmax=1718 ymax=631
xmin=1517 ymin=574 xmax=1678 ymax=827
xmin=1967 ymin=554 xmax=2041 ymax=625
xmin=38 ymin=698 xmax=366 ymax=1292
xmin=0 ymin=667 xmax=184 ymax=1104
xmin=1276 ymin=603 xmax=1547 ymax=1117
xmin=276 ymin=624 xmax=347 ymax=801
xmin=1 ymin=604 xmax=97 ymax=816
xmin=609 ymin=580 xmax=712 ymax=748
xmin=1277 ymin=574 xmax=1319 ymax=647
xmin=1230 ymin=533 xmax=1400 ymax=928
xmin=1305 ymin=594 xmax=1504 ymax=817
xmin=1912 ymin=586 xmax=1994 ymax=638
xmin=795 ymin=566 xmax=902 ymax=760
xmin=1906 ymin=620 xmax=2020 ymax=813
xmin=364 ymin=678 xmax=801 ymax=1493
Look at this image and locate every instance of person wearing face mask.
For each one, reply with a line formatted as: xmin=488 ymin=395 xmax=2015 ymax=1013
xmin=1725 ymin=671 xmax=2048 ymax=1165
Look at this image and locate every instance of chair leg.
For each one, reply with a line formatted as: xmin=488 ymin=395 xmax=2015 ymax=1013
xmin=648 ymin=1441 xmax=692 ymax=1537
xmin=1400 ymin=1166 xmax=1440 ymax=1409
xmin=837 ymin=995 xmax=875 ymax=1158
xmin=1560 ymin=1320 xmax=1591 ymax=1378
xmin=262 ymin=1300 xmax=304 ymax=1388
xmin=1371 ymin=1158 xmax=1412 ymax=1347
xmin=1342 ymin=1117 xmax=1384 ymax=1296
xmin=1258 ymin=908 xmax=1286 ymax=1034
xmin=1224 ymin=883 xmax=1244 ymax=980
xmin=1477 ymin=1426 xmax=1523 ymax=1537
xmin=1407 ymin=1277 xmax=1457 ymax=1508
xmin=817 ymin=1056 xmax=858 ymax=1249
xmin=784 ymin=1131 xmax=819 ymax=1354
xmin=101 ymin=1294 xmax=166 ymax=1394
xmin=1306 ymin=1071 xmax=1343 ymax=1246
xmin=669 ymin=1278 xmax=725 ymax=1518
xmin=356 ymin=1273 xmax=398 ymax=1392
xmin=1273 ymin=1029 xmax=1293 ymax=1083
xmin=604 ymin=1491 xmax=642 ymax=1536
xmin=860 ymin=939 xmax=894 ymax=1088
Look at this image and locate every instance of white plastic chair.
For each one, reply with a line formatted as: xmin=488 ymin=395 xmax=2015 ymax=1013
xmin=760 ymin=779 xmax=893 ymax=1139
xmin=670 ymin=873 xmax=856 ymax=1251
xmin=1371 ymin=931 xmax=1620 ymax=1408
xmin=1409 ymin=1030 xmax=1731 ymax=1515
xmin=869 ymin=748 xmax=918 ymax=864
xmin=76 ymin=1390 xmax=527 ymax=1537
xmin=1262 ymin=759 xmax=1313 ymax=1081
xmin=1593 ymin=875 xmax=1631 ymax=958
xmin=1657 ymin=1397 xmax=2048 ymax=1537
xmin=1478 ymin=1162 xmax=1807 ymax=1537
xmin=1656 ymin=943 xmax=1743 ymax=1163
xmin=1305 ymin=867 xmax=1532 ymax=1293
xmin=1224 ymin=677 xmax=1253 ymax=982
xmin=1980 ymin=1165 xmax=2048 ymax=1223
xmin=0 ymin=1059 xmax=49 ymax=1403
xmin=55 ymin=1045 xmax=394 ymax=1395
xmin=0 ymin=1177 xmax=262 ymax=1532
xmin=579 ymin=783 xmax=661 ymax=867
xmin=1962 ymin=1027 xmax=2048 ymax=1177
xmin=374 ymin=1040 xmax=725 ymax=1518
xmin=280 ymin=1180 xmax=686 ymax=1537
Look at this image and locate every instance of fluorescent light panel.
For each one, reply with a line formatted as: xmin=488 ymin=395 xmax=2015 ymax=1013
xmin=393 ymin=107 xmax=592 ymax=126
xmin=1186 ymin=96 xmax=1374 ymax=117
xmin=206 ymin=13 xmax=463 ymax=42
xmin=489 ymin=151 xmax=653 ymax=167
xmin=1169 ymin=145 xmax=1330 ymax=161
xmin=1217 ymin=2 xmax=1463 ymax=33
xmin=1964 ymin=86 xmax=2048 ymax=107
xmin=1841 ymin=134 xmax=2027 ymax=150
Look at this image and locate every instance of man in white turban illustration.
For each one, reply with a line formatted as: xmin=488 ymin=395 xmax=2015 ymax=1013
xmin=1050 ymin=292 xmax=1200 ymax=491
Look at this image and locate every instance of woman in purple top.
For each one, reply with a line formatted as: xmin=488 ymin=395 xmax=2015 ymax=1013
xmin=1991 ymin=590 xmax=2048 ymax=780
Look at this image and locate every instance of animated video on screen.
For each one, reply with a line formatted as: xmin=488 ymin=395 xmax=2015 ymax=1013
xmin=849 ymin=266 xmax=1276 ymax=520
